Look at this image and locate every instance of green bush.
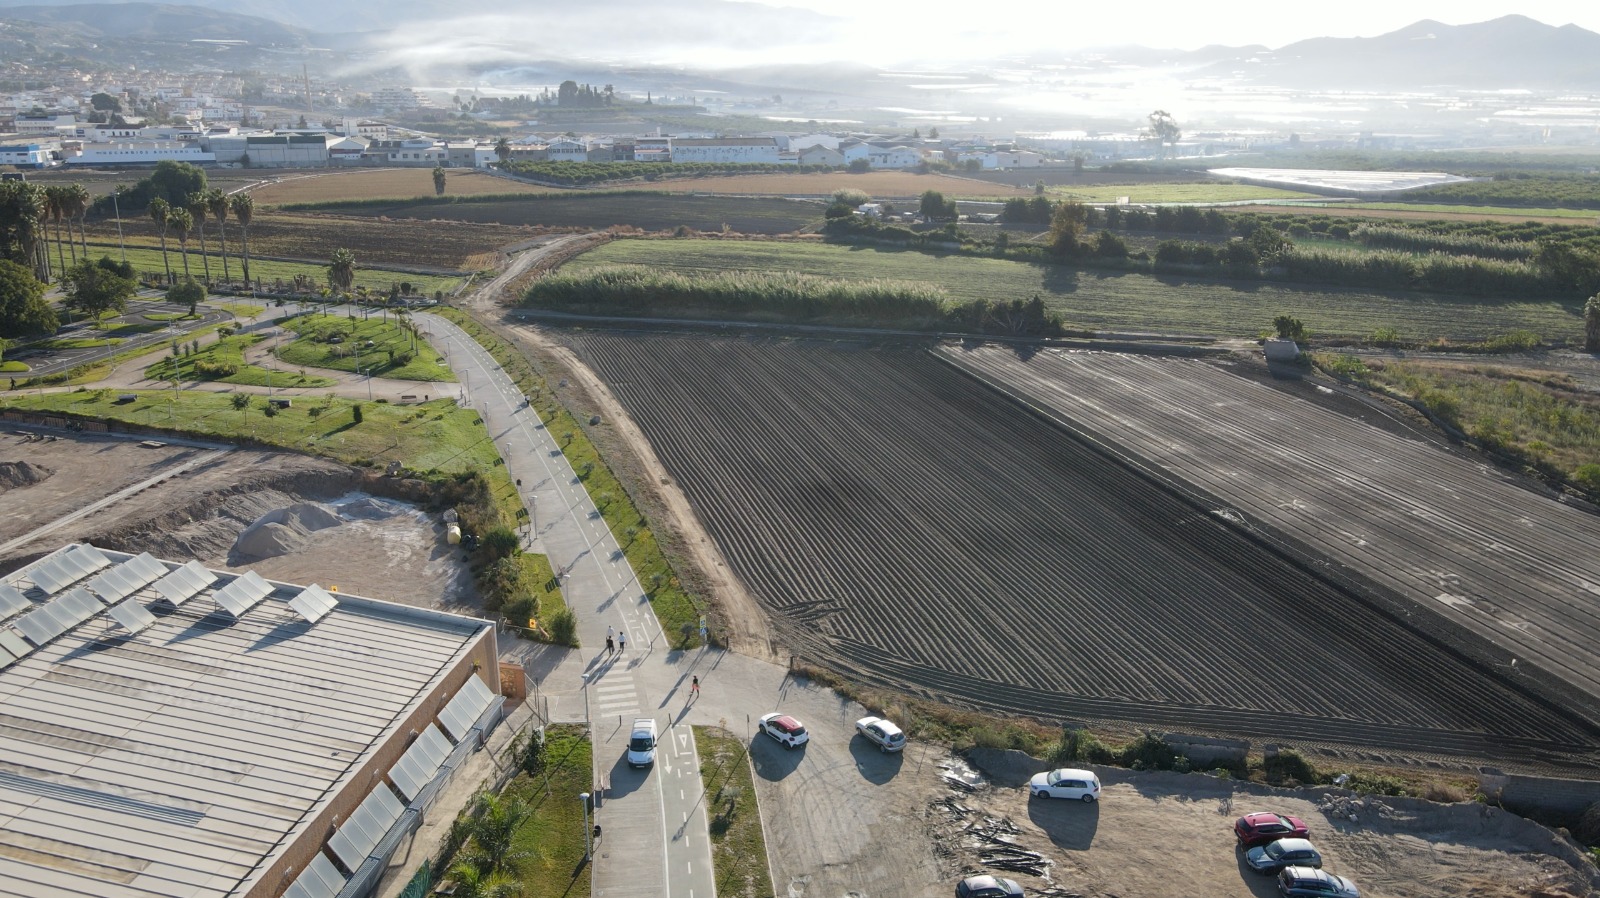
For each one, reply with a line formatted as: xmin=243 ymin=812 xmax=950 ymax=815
xmin=1118 ymin=733 xmax=1178 ymax=771
xmin=193 ymin=359 xmax=237 ymax=378
xmin=1263 ymin=749 xmax=1319 ymax=786
xmin=480 ymin=526 xmax=520 ymax=561
xmin=1049 ymin=727 xmax=1104 ymax=764
xmin=548 ymin=607 xmax=579 ymax=647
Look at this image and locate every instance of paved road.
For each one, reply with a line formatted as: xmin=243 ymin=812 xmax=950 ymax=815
xmin=16 ymin=295 xmax=230 ymax=378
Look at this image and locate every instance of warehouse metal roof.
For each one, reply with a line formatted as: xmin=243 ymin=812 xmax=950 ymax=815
xmin=0 ymin=544 xmax=492 ymax=898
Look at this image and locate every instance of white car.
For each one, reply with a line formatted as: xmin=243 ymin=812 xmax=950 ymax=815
xmin=1029 ymin=767 xmax=1101 ymax=801
xmin=854 ymin=716 xmax=906 ymax=752
xmin=757 ymin=712 xmax=810 ymax=749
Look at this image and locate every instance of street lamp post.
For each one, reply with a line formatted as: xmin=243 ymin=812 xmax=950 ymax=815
xmin=580 ymin=672 xmax=590 ymax=722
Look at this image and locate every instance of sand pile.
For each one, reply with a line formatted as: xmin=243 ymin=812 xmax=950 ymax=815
xmin=338 ymin=497 xmax=404 ymax=520
xmin=231 ymin=502 xmax=343 ymax=561
xmin=0 ymin=461 xmax=52 ymax=493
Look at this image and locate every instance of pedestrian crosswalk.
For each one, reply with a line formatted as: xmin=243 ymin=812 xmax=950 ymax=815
xmin=592 ymin=667 xmax=639 ymax=719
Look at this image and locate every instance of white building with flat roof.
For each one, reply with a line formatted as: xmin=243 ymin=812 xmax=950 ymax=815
xmin=0 ymin=543 xmax=503 ymax=898
xmin=670 ymin=137 xmax=780 ymax=164
xmin=65 ymin=141 xmax=215 ymax=165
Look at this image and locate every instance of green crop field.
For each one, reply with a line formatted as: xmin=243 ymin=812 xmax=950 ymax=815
xmin=567 ymin=239 xmax=1583 ymax=342
xmin=1346 ymin=203 xmax=1600 ymax=221
xmin=1049 ymin=183 xmax=1316 ymax=203
xmin=82 ymin=244 xmax=466 ymax=296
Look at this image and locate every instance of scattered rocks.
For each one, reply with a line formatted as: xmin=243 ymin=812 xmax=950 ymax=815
xmin=1318 ymin=792 xmax=1397 ymax=823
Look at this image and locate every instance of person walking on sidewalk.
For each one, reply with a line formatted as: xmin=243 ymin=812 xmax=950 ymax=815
xmin=691 ymin=675 xmax=700 ymax=699
xmin=618 ymin=631 xmax=626 ymax=654
xmin=606 ymin=626 xmax=615 ymax=654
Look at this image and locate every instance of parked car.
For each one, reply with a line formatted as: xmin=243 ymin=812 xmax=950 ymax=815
xmin=855 ymin=716 xmax=906 ymax=752
xmin=1277 ymin=866 xmax=1358 ymax=898
xmin=955 ymin=874 xmax=1025 ymax=898
xmin=1027 ymin=768 xmax=1102 ymax=802
xmin=757 ymin=712 xmax=809 ymax=749
xmin=1235 ymin=811 xmax=1310 ymax=847
xmin=1245 ymin=837 xmax=1322 ymax=874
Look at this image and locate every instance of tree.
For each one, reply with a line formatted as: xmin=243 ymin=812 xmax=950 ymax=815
xmin=149 ymin=197 xmax=172 ymax=280
xmin=432 ymin=166 xmax=447 ymax=196
xmin=67 ymin=183 xmax=90 ymax=261
xmin=62 ymin=257 xmax=137 ymax=323
xmin=328 ymin=248 xmax=357 ymax=293
xmin=167 ymin=207 xmax=193 ymax=280
xmin=206 ymin=189 xmax=231 ymax=283
xmin=168 ymin=278 xmax=205 ymax=317
xmin=1048 ymin=201 xmax=1088 ymax=255
xmin=1586 ymin=294 xmax=1600 ymax=352
xmin=928 ymin=127 xmax=939 ymax=138
xmin=494 ymin=137 xmax=510 ymax=163
xmin=1146 ymin=110 xmax=1181 ymax=156
xmin=0 ymin=260 xmax=56 ymax=338
xmin=0 ymin=180 xmax=50 ymax=281
xmin=919 ymin=190 xmax=957 ymax=221
xmin=230 ymin=193 xmax=254 ymax=285
xmin=45 ymin=184 xmax=71 ymax=280
xmin=1273 ymin=315 xmax=1308 ymax=342
xmin=848 ymin=158 xmax=872 ymax=173
xmin=90 ymin=92 xmax=121 ymax=113
xmin=186 ymin=194 xmax=211 ymax=283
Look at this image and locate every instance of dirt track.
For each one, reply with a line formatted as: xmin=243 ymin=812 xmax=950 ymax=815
xmin=558 ymin=330 xmax=1600 ymax=773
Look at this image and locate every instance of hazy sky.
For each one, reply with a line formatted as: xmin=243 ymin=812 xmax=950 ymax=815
xmin=745 ymin=0 xmax=1600 ymax=53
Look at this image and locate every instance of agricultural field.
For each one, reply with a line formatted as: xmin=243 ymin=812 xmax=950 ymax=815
xmin=250 ymin=168 xmax=553 ymax=205
xmin=562 ymin=331 xmax=1599 ymax=770
xmin=564 ymin=239 xmax=1584 ymax=341
xmin=305 ymin=194 xmax=825 ymax=235
xmin=1048 ymin=182 xmax=1317 ymax=203
xmin=80 ymin=244 xmax=466 ymax=296
xmin=941 ymin=345 xmax=1600 ymax=711
xmin=1249 ymin=202 xmax=1599 ymax=224
xmin=644 ymin=170 xmax=1028 ymax=199
xmin=81 ymin=212 xmax=526 ymax=271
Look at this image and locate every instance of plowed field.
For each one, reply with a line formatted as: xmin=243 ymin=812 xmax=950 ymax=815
xmin=563 ymin=331 xmax=1600 ymax=770
xmin=941 ymin=346 xmax=1600 ymax=711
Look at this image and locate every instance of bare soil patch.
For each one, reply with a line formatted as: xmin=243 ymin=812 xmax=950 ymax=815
xmin=645 ymin=170 xmax=1029 ymax=198
xmin=251 ymin=168 xmax=554 ymax=205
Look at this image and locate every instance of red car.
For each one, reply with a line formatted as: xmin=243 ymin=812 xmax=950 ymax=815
xmin=1235 ymin=812 xmax=1310 ymax=847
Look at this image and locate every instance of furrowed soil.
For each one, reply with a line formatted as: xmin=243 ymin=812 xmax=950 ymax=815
xmin=304 ymin=194 xmax=825 ymax=235
xmin=250 ymin=168 xmax=554 ymax=204
xmin=556 ymin=330 xmax=1600 ymax=773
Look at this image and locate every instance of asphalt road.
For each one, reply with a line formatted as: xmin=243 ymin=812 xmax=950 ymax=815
xmin=13 ymin=294 xmax=230 ymax=378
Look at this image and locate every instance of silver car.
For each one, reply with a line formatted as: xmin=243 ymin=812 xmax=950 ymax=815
xmin=854 ymin=716 xmax=906 ymax=752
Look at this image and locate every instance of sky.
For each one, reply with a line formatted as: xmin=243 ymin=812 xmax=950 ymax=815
xmin=739 ymin=0 xmax=1600 ymax=54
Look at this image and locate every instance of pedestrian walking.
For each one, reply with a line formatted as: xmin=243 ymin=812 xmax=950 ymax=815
xmin=605 ymin=636 xmax=615 ymax=653
xmin=618 ymin=631 xmax=626 ymax=654
xmin=691 ymin=675 xmax=700 ymax=698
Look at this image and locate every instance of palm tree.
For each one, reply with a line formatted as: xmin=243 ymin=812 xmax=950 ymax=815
xmin=168 ymin=207 xmax=193 ymax=281
xmin=185 ymin=193 xmax=211 ymax=283
xmin=230 ymin=193 xmax=254 ymax=286
xmin=44 ymin=185 xmax=71 ymax=281
xmin=494 ymin=137 xmax=510 ymax=163
xmin=327 ymin=248 xmax=356 ymax=293
xmin=149 ymin=197 xmax=172 ymax=281
xmin=69 ymin=183 xmax=91 ymax=262
xmin=206 ymin=189 xmax=231 ymax=283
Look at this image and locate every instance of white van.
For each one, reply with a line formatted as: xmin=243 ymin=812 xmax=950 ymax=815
xmin=627 ymin=717 xmax=658 ymax=768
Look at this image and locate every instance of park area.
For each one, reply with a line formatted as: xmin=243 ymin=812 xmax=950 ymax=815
xmin=556 ymin=330 xmax=1600 ymax=773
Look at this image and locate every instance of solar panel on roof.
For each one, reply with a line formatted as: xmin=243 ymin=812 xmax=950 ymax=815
xmin=72 ymin=544 xmax=111 ymax=572
xmin=152 ymin=560 xmax=215 ymax=607
xmin=282 ymin=852 xmax=346 ymax=898
xmin=212 ymin=570 xmax=272 ymax=617
xmin=89 ymin=552 xmax=167 ymax=603
xmin=328 ymin=786 xmax=405 ymax=869
xmin=439 ymin=675 xmax=498 ymax=742
xmin=15 ymin=604 xmax=69 ymax=646
xmin=107 ymin=600 xmax=157 ymax=636
xmin=55 ymin=587 xmax=104 ymax=624
xmin=288 ymin=584 xmax=338 ymax=624
xmin=389 ymin=723 xmax=453 ymax=800
xmin=123 ymin=552 xmax=166 ymax=581
xmin=0 ymin=629 xmax=32 ymax=661
xmin=0 ymin=583 xmax=28 ymax=620
xmin=28 ymin=556 xmax=78 ymax=596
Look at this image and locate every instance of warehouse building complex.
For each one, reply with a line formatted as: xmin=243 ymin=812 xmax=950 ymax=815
xmin=0 ymin=543 xmax=504 ymax=898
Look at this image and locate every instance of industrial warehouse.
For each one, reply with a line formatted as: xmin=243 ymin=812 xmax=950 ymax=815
xmin=0 ymin=543 xmax=503 ymax=898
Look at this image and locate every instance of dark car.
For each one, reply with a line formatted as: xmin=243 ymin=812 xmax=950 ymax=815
xmin=1277 ymin=866 xmax=1358 ymax=898
xmin=1235 ymin=811 xmax=1310 ymax=847
xmin=956 ymin=874 xmax=1025 ymax=898
xmin=1245 ymin=837 xmax=1322 ymax=874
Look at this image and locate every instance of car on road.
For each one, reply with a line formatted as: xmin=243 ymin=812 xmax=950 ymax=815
xmin=1277 ymin=866 xmax=1358 ymax=898
xmin=854 ymin=716 xmax=905 ymax=752
xmin=1028 ymin=768 xmax=1101 ymax=801
xmin=626 ymin=717 xmax=657 ymax=768
xmin=955 ymin=874 xmax=1025 ymax=898
xmin=1245 ymin=837 xmax=1322 ymax=874
xmin=758 ymin=712 xmax=809 ymax=749
xmin=1235 ymin=811 xmax=1310 ymax=847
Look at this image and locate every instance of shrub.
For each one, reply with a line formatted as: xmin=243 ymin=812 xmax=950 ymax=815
xmin=351 ymin=403 xmax=363 ymax=424
xmin=1119 ymin=733 xmax=1178 ymax=771
xmin=230 ymin=392 xmax=250 ymax=410
xmin=1049 ymin=727 xmax=1103 ymax=764
xmin=1263 ymin=749 xmax=1318 ymax=786
xmin=193 ymin=359 xmax=238 ymax=378
xmin=480 ymin=526 xmax=520 ymax=561
xmin=548 ymin=607 xmax=579 ymax=647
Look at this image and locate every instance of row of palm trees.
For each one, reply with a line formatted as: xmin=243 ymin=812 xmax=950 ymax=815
xmin=147 ymin=190 xmax=255 ymax=286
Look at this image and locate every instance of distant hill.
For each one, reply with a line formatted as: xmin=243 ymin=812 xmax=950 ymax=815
xmin=1197 ymin=15 xmax=1600 ymax=89
xmin=0 ymin=1 xmax=309 ymax=44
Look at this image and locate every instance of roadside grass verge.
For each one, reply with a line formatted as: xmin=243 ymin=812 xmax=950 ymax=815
xmin=211 ymin=302 xmax=266 ymax=319
xmin=1313 ymin=353 xmax=1600 ymax=495
xmin=0 ymin=361 xmax=27 ymax=373
xmin=278 ymin=312 xmax=455 ymax=382
xmin=567 ymin=238 xmax=1583 ymax=342
xmin=435 ymin=307 xmax=702 ymax=646
xmin=82 ymin=243 xmax=467 ymax=295
xmin=694 ymin=726 xmax=774 ymax=898
xmin=1048 ymin=183 xmax=1316 ymax=203
xmin=37 ymin=337 xmax=123 ymax=350
xmin=143 ymin=312 xmax=200 ymax=322
xmin=144 ymin=333 xmax=338 ymax=389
